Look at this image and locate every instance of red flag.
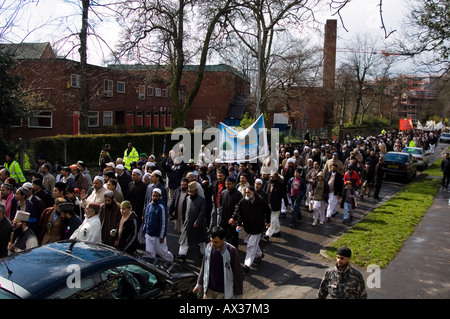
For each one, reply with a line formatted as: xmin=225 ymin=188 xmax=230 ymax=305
xmin=399 ymin=118 xmax=414 ymax=130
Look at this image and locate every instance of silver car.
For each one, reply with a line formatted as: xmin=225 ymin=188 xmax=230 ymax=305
xmin=402 ymin=147 xmax=429 ymax=170
xmin=440 ymin=132 xmax=450 ymax=143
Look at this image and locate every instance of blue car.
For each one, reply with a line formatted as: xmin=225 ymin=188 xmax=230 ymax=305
xmin=0 ymin=240 xmax=198 ymax=299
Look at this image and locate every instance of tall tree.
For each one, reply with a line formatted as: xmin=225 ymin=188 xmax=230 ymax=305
xmin=78 ymin=0 xmax=90 ymax=134
xmin=407 ymin=0 xmax=450 ymax=63
xmin=115 ymin=0 xmax=236 ymax=128
xmin=340 ymin=34 xmax=383 ymax=125
xmin=224 ymin=0 xmax=320 ymax=116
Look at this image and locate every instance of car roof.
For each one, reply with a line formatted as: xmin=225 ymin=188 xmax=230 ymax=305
xmin=0 ymin=240 xmax=143 ymax=298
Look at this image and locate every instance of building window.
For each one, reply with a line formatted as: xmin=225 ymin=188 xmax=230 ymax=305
xmin=162 ymin=88 xmax=168 ymax=98
xmin=117 ymin=81 xmax=125 ymax=93
xmin=71 ymin=74 xmax=80 ymax=88
xmin=138 ymin=85 xmax=146 ymax=100
xmin=155 ymin=88 xmax=161 ymax=97
xmin=103 ymin=111 xmax=113 ymax=126
xmin=147 ymin=87 xmax=153 ymax=96
xmin=88 ymin=111 xmax=99 ymax=127
xmin=28 ymin=111 xmax=52 ymax=128
xmin=104 ymin=79 xmax=113 ymax=97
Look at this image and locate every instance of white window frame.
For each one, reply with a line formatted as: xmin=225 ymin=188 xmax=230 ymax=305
xmin=88 ymin=111 xmax=99 ymax=127
xmin=103 ymin=111 xmax=113 ymax=126
xmin=104 ymin=79 xmax=113 ymax=97
xmin=71 ymin=74 xmax=80 ymax=88
xmin=28 ymin=111 xmax=53 ymax=128
xmin=155 ymin=87 xmax=161 ymax=97
xmin=162 ymin=88 xmax=168 ymax=98
xmin=117 ymin=81 xmax=126 ymax=93
xmin=138 ymin=85 xmax=146 ymax=100
xmin=147 ymin=86 xmax=154 ymax=96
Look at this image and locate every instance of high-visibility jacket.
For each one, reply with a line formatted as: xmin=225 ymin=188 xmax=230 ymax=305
xmin=4 ymin=160 xmax=26 ymax=183
xmin=123 ymin=147 xmax=139 ymax=170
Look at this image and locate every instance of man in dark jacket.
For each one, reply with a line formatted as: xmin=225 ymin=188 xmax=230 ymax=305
xmin=162 ymin=155 xmax=187 ymax=205
xmin=177 ymin=181 xmax=207 ymax=261
xmin=0 ymin=203 xmax=13 ymax=257
xmin=233 ymin=186 xmax=271 ymax=273
xmin=441 ymin=153 xmax=450 ymax=190
xmin=373 ymin=157 xmax=384 ymax=200
xmin=218 ymin=177 xmax=242 ymax=248
xmin=264 ymin=173 xmax=290 ymax=240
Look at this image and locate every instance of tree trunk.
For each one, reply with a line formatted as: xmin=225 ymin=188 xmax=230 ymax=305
xmin=79 ymin=0 xmax=90 ymax=134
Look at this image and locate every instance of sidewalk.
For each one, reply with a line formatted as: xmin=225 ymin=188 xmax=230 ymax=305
xmin=367 ymin=185 xmax=450 ymax=298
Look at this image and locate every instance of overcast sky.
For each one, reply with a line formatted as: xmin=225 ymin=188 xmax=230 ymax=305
xmin=5 ymin=0 xmax=418 ymax=73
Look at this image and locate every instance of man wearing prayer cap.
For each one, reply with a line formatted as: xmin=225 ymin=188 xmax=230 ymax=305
xmin=70 ymin=202 xmax=102 ymax=243
xmin=80 ymin=175 xmax=106 ymax=209
xmin=142 ymin=187 xmax=173 ymax=262
xmin=176 ymin=181 xmax=207 ymax=261
xmin=317 ymin=247 xmax=367 ymax=299
xmin=8 ymin=210 xmax=38 ymax=254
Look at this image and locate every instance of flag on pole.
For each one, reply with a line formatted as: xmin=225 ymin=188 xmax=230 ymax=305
xmin=399 ymin=118 xmax=414 ymax=131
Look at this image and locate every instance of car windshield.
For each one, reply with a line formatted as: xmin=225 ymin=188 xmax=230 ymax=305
xmin=442 ymin=133 xmax=450 ymax=137
xmin=384 ymin=153 xmax=409 ymax=163
xmin=402 ymin=148 xmax=423 ymax=155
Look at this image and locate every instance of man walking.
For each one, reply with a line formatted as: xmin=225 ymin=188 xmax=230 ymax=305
xmin=233 ymin=186 xmax=271 ymax=273
xmin=441 ymin=153 xmax=450 ymax=191
xmin=193 ymin=226 xmax=244 ymax=299
xmin=317 ymin=247 xmax=367 ymax=299
xmin=218 ymin=177 xmax=242 ymax=248
xmin=143 ymin=188 xmax=173 ymax=262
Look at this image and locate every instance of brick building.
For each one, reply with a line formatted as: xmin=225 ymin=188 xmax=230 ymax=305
xmin=1 ymin=43 xmax=249 ymax=139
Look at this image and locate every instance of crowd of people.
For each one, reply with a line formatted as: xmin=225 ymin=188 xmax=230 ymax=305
xmin=0 ymin=128 xmax=446 ymax=298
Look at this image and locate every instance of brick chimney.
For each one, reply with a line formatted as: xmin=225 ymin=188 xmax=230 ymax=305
xmin=322 ymin=19 xmax=337 ymax=131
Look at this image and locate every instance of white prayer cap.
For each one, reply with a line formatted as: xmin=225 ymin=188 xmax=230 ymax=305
xmin=116 ymin=164 xmax=125 ymax=170
xmin=255 ymin=179 xmax=263 ymax=185
xmin=152 ymin=170 xmax=162 ymax=177
xmin=132 ymin=169 xmax=143 ymax=176
xmin=94 ymin=176 xmax=104 ymax=183
xmin=106 ymin=162 xmax=115 ymax=168
xmin=15 ymin=211 xmax=30 ymax=222
xmin=152 ymin=188 xmax=162 ymax=195
xmin=22 ymin=182 xmax=33 ymax=189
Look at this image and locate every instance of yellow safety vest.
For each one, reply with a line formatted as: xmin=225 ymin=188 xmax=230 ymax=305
xmin=4 ymin=160 xmax=26 ymax=183
xmin=123 ymin=147 xmax=139 ymax=170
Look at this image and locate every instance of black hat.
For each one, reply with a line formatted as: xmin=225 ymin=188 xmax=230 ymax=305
xmin=54 ymin=182 xmax=66 ymax=191
xmin=337 ymin=247 xmax=352 ymax=258
xmin=58 ymin=201 xmax=74 ymax=213
xmin=226 ymin=176 xmax=236 ymax=183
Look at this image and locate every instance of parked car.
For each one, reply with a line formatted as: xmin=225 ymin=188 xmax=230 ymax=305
xmin=402 ymin=147 xmax=429 ymax=170
xmin=382 ymin=151 xmax=418 ymax=182
xmin=440 ymin=132 xmax=450 ymax=143
xmin=0 ymin=240 xmax=198 ymax=299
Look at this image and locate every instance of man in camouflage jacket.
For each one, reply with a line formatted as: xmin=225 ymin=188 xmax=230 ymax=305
xmin=317 ymin=247 xmax=367 ymax=299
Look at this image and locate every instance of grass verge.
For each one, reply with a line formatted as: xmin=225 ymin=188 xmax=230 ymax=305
xmin=322 ymin=159 xmax=443 ymax=268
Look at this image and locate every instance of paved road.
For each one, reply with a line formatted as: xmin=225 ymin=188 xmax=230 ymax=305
xmin=165 ymin=144 xmax=447 ymax=299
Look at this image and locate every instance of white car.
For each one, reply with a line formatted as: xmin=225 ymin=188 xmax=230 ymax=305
xmin=440 ymin=132 xmax=450 ymax=143
xmin=402 ymin=147 xmax=429 ymax=170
